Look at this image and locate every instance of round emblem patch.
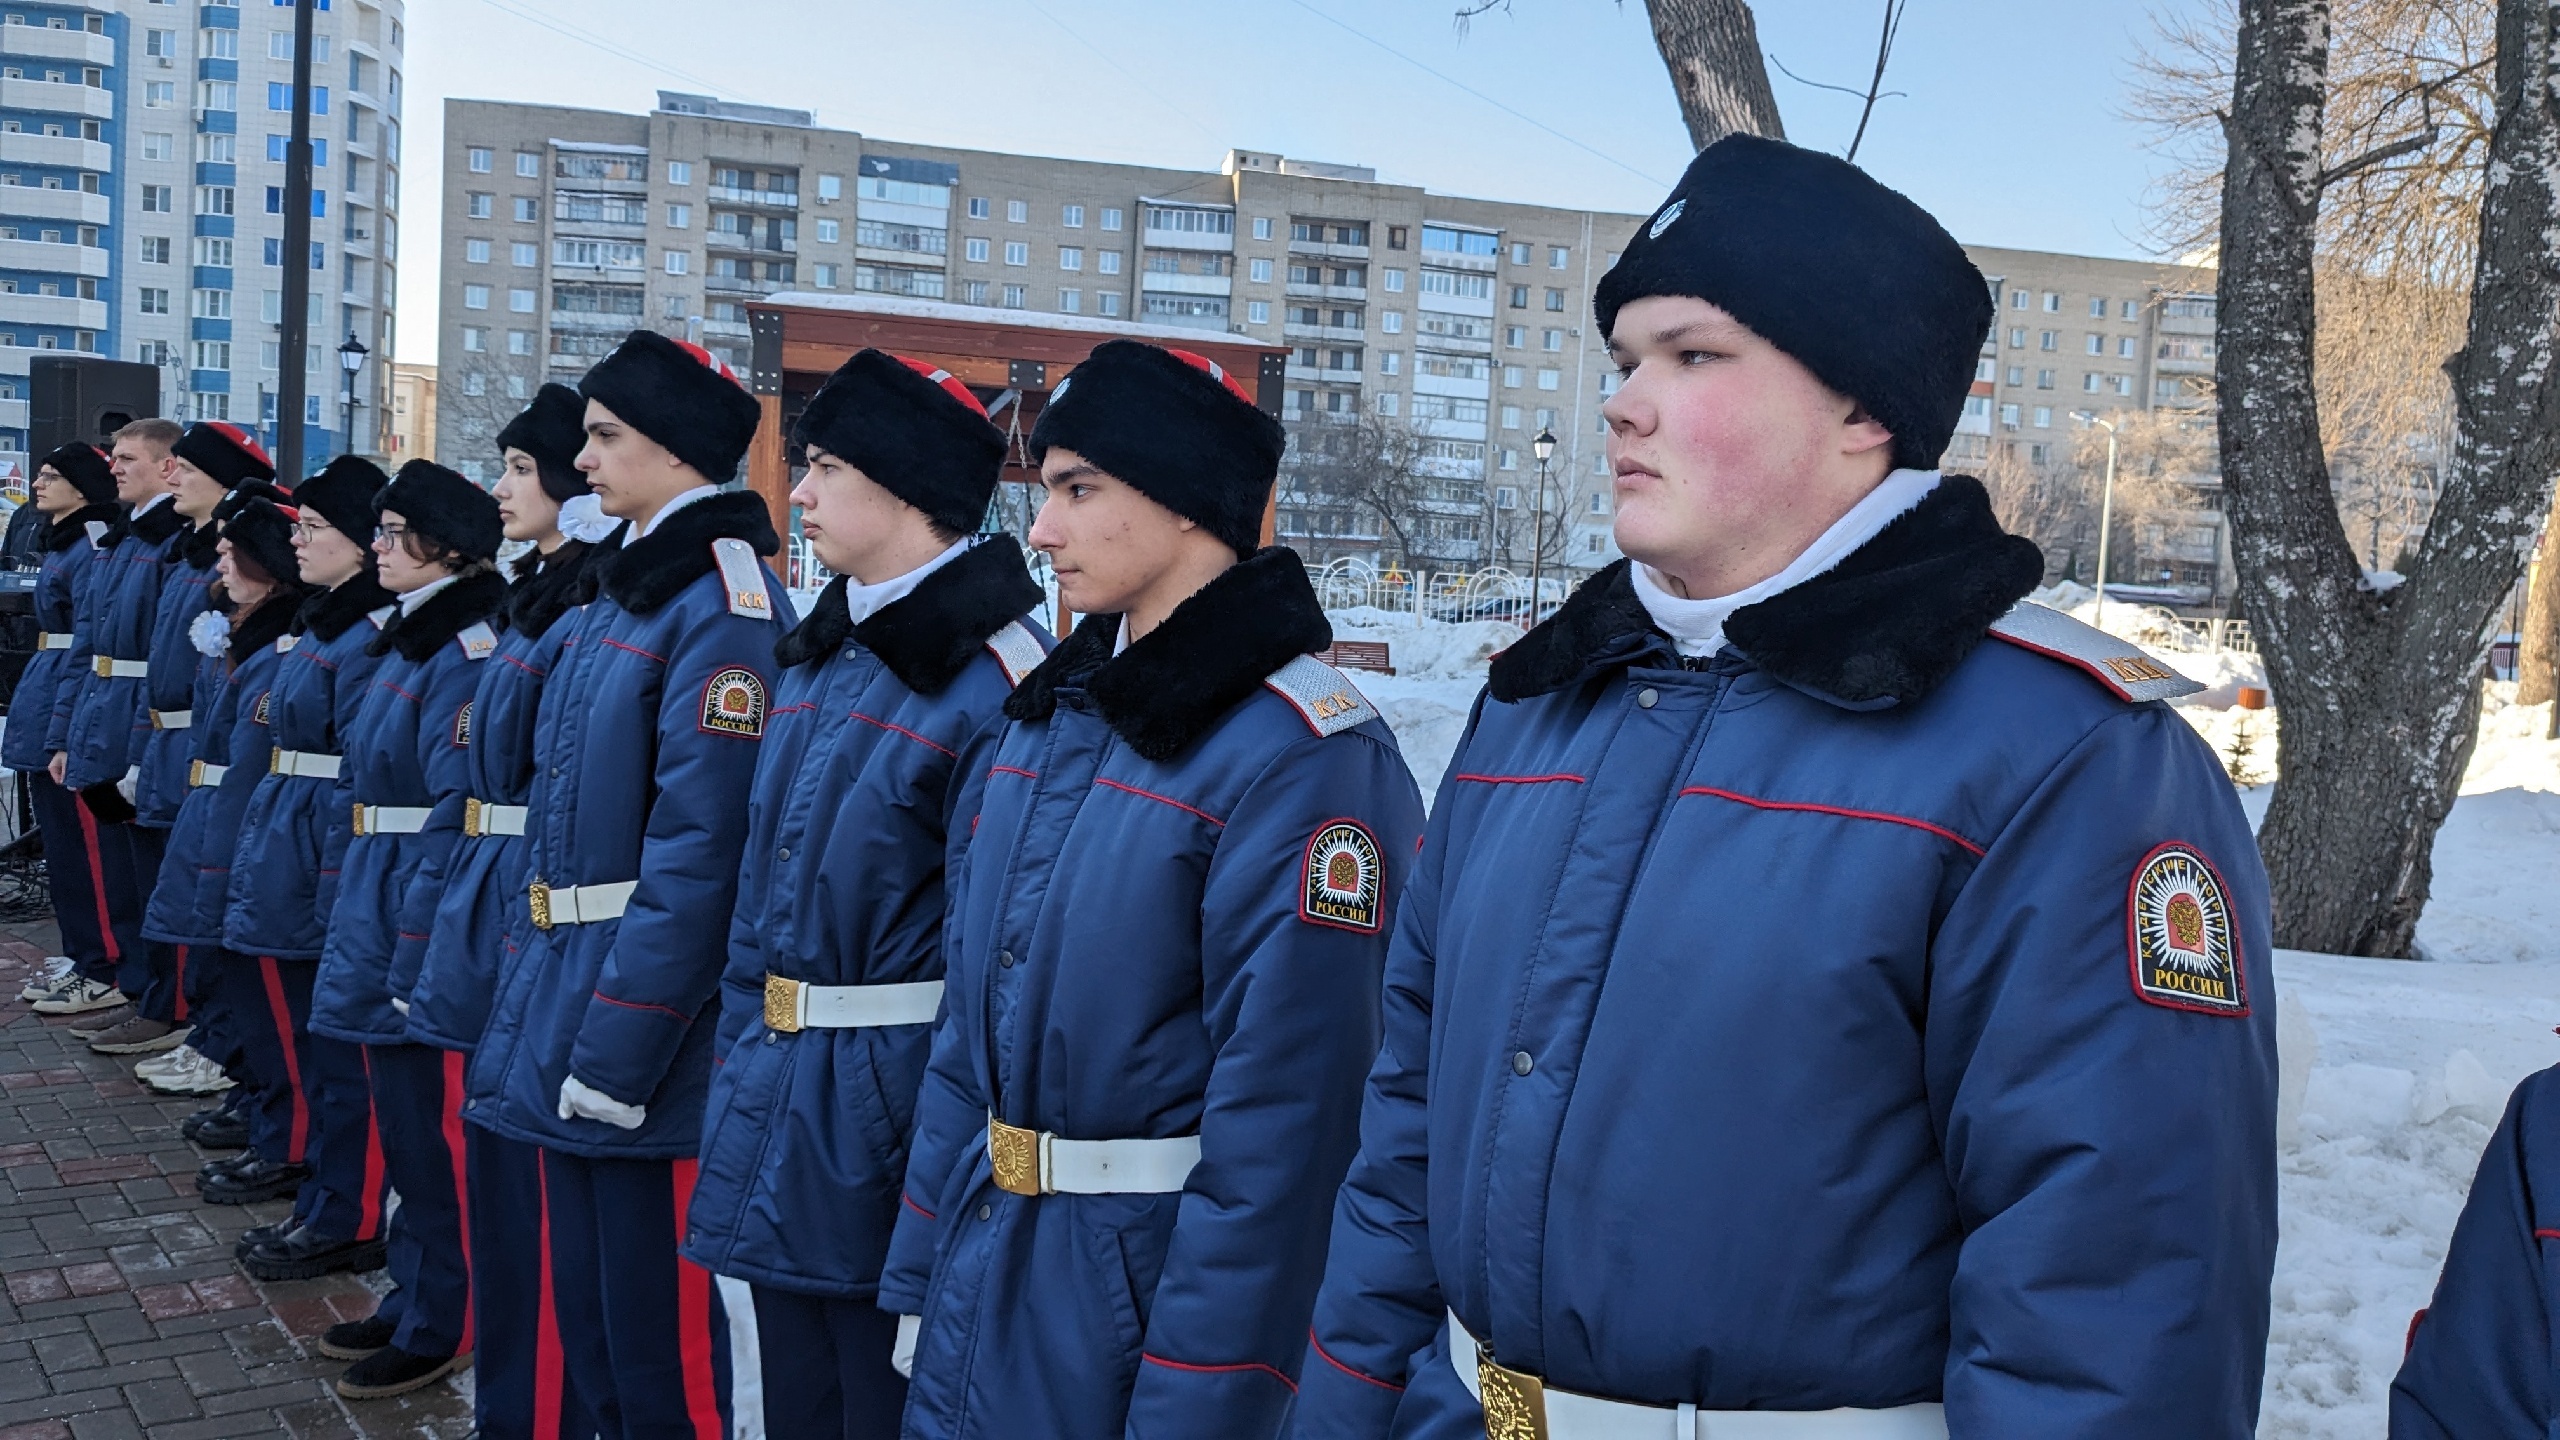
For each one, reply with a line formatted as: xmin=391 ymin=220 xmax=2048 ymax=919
xmin=2127 ymin=841 xmax=2247 ymax=1016
xmin=698 ymin=666 xmax=768 ymax=738
xmin=1648 ymin=197 xmax=1687 ymax=240
xmin=1301 ymin=820 xmax=1383 ymax=933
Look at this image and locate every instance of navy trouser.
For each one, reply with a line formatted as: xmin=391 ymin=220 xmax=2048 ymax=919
xmin=364 ymin=1044 xmax=473 ymax=1358
xmin=25 ymin=769 xmax=117 ymax=983
xmin=224 ymin=952 xmax=313 ymax=1165
xmin=237 ymin=956 xmax=387 ymax=1241
xmin=90 ymin=816 xmax=153 ymax=1004
xmin=175 ymin=943 xmax=244 ymax=1076
xmin=470 ymin=1124 xmax=596 ymax=1439
xmin=122 ymin=826 xmax=182 ymax=1024
xmin=540 ymin=1149 xmax=730 ymax=1440
xmin=748 ymin=1284 xmax=906 ymax=1440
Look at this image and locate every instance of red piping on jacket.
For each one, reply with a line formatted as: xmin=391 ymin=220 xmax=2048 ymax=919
xmin=1308 ymin=1329 xmax=1404 ymax=1392
xmin=1140 ymin=1352 xmax=1298 ymax=1392
xmin=1450 ymin=772 xmax=1587 ymax=786
xmin=1095 ymin=777 xmax=1226 ymax=827
xmin=847 ymin=710 xmax=956 ymax=757
xmin=1678 ymin=785 xmax=1987 ymax=857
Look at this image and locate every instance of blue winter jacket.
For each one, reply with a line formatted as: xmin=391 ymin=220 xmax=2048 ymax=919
xmin=881 ymin=549 xmax=1426 ymax=1440
xmin=142 ymin=597 xmax=298 ymax=948
xmin=3 ymin=505 xmax=116 ymax=774
xmin=62 ymin=498 xmax=186 ymax=791
xmin=687 ymin=537 xmax=1050 ymax=1301
xmin=131 ymin=523 xmax=220 ymax=827
xmin=469 ymin=492 xmax=790 ymax=1159
xmin=2390 ymin=1062 xmax=2560 ymax=1437
xmin=311 ymin=571 xmax=509 ymax=1047
xmin=402 ymin=545 xmax=595 ymax=1054
xmin=223 ymin=574 xmax=398 ymax=962
xmin=1295 ymin=480 xmax=2280 ymax=1439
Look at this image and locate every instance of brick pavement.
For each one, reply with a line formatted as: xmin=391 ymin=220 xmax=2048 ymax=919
xmin=0 ymin=920 xmax=472 ymax=1439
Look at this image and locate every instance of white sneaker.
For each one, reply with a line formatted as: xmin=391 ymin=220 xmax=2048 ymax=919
xmin=31 ymin=976 xmax=127 ymax=1016
xmin=17 ymin=955 xmax=76 ymax=1002
xmin=134 ymin=1044 xmax=199 ymax=1081
xmin=159 ymin=1049 xmax=235 ymax=1096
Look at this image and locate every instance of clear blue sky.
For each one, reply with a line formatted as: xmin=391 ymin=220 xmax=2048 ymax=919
xmin=398 ymin=0 xmax=2210 ymax=361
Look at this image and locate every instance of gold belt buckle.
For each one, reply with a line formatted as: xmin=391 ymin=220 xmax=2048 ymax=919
xmin=463 ymin=797 xmax=483 ymax=837
xmin=92 ymin=655 xmax=111 ymax=678
xmin=762 ymin=974 xmax=803 ymax=1034
xmin=350 ymin=804 xmax=368 ymax=838
xmin=188 ymin=759 xmax=205 ymax=787
xmin=268 ymin=748 xmax=282 ymax=776
xmin=987 ymin=1117 xmax=1045 ymax=1197
xmin=528 ymin=880 xmax=554 ymax=930
xmin=1476 ymin=1349 xmax=1550 ymax=1440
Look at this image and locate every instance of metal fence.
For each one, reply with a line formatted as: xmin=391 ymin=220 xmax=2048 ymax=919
xmin=2112 ymin=604 xmax=2258 ymax=656
xmin=1307 ymin=558 xmax=1568 ymax=630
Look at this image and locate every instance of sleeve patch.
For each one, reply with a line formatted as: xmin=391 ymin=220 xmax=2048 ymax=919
xmin=699 ymin=666 xmax=768 ymax=738
xmin=251 ymin=691 xmax=271 ymax=725
xmin=2127 ymin=841 xmax=2248 ymax=1016
xmin=711 ymin=537 xmax=775 ymax=620
xmin=453 ymin=700 xmax=474 ymax=748
xmin=1302 ymin=820 xmax=1384 ymax=933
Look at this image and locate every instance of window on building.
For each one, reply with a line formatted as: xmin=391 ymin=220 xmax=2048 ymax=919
xmin=2119 ymin=335 xmax=2137 ymax=358
xmin=2038 ymin=331 xmax=2056 ymax=351
xmin=1060 ymin=287 xmax=1081 ymax=313
xmin=140 ymin=132 xmax=174 ymax=162
xmin=141 ymin=185 xmax=173 ymax=213
xmin=2087 ymin=333 xmax=2104 ymax=355
xmin=463 ymin=372 xmax=485 ymax=397
xmin=1247 ymin=299 xmax=1270 ymax=324
xmin=2122 ymin=299 xmax=2140 ymax=320
xmin=2114 ymin=374 xmax=2134 ymax=396
xmin=1381 ymin=312 xmax=1403 ymax=334
xmin=509 ymin=288 xmax=534 ymax=313
xmin=811 ymin=263 xmax=837 ymax=288
xmin=1098 ymin=292 xmax=1121 ymax=317
xmin=463 ymin=285 xmax=489 ymax=310
xmin=1059 ymin=247 xmax=1082 ymax=271
xmin=513 ymin=242 xmax=537 ymax=267
xmin=1544 ymin=288 xmax=1566 ymax=311
xmin=814 ymin=218 xmax=839 ymax=244
xmin=1379 ymin=351 xmax=1402 ymax=376
xmin=2004 ymin=365 xmax=2023 ymax=386
xmin=465 ymin=146 xmax=492 ymax=173
xmin=2083 ymin=373 xmax=2102 ymax=392
xmin=1537 ymin=368 xmax=1560 ymax=390
xmin=1098 ymin=251 xmax=1122 ymax=275
xmin=466 ymin=192 xmax=492 ymax=219
xmin=137 ymin=288 xmax=169 ymax=315
xmin=1001 ymin=284 xmax=1027 ymax=308
xmin=1999 ymin=403 xmax=2020 ymax=428
xmin=2036 ymin=369 xmax=2054 ymax=388
xmin=2033 ymin=406 xmax=2052 ymax=428
xmin=142 ymin=237 xmax=171 ymax=263
xmin=1004 ymin=241 xmax=1028 ymax=266
xmin=465 ymin=238 xmax=490 ymax=264
xmin=192 ymin=339 xmax=229 ymax=370
xmin=1542 ymin=329 xmax=1564 ymax=352
xmin=1253 ymin=216 xmax=1273 ymax=240
xmin=1501 ymin=365 xmax=1525 ymax=387
xmin=2042 ymin=292 xmax=2060 ymax=312
xmin=514 ymin=196 xmax=537 ymax=223
xmin=197 ymin=186 xmax=235 ymax=216
xmin=667 ymin=203 xmax=691 ymax=229
xmin=1248 ymin=257 xmax=1273 ymax=283
xmin=1101 ymin=207 xmax=1123 ymax=231
xmin=966 ymin=197 xmax=990 ymax=219
xmin=1380 ymin=268 xmax=1405 ymax=294
xmin=1551 ymin=246 xmax=1570 ymax=268
xmin=668 ymin=161 xmax=692 ymax=186
xmin=665 ymin=251 xmax=689 ymax=275
xmin=1060 ymin=203 xmax=1084 ymax=228
xmin=814 ymin=173 xmax=840 ymax=202
xmin=963 ymin=237 xmax=990 ymax=263
xmin=1510 ymin=242 xmax=1531 ymax=265
xmin=1006 ymin=200 xmax=1027 ymax=223
xmin=1509 ymin=285 xmax=1529 ymax=308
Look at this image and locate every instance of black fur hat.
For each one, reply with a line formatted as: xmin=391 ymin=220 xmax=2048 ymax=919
xmin=38 ymin=442 xmax=116 ymax=505
xmin=222 ymin=495 xmax=302 ymax=590
xmin=1593 ymin=135 xmax=1993 ymax=472
xmin=292 ymin=454 xmax=388 ymax=543
xmin=1028 ymin=339 xmax=1283 ymax=557
xmin=171 ymin=421 xmax=278 ymax=490
xmin=496 ymin=382 xmax=593 ymax=502
xmin=379 ymin=459 xmax=503 ymax=563
xmin=792 ymin=350 xmax=1004 ymax=537
xmin=578 ymin=329 xmax=762 ymax=484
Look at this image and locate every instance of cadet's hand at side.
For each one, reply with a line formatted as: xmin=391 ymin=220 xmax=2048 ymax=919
xmin=557 ymin=1075 xmax=645 ymax=1130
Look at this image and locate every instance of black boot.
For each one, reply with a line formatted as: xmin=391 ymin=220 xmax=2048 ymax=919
xmin=181 ymin=1106 xmax=249 ymax=1150
xmin=197 ymin=1157 xmax=308 ymax=1205
xmin=335 ymin=1346 xmax=470 ymax=1399
xmin=316 ymin=1311 xmax=399 ymax=1361
xmin=197 ymin=1151 xmax=259 ymax=1183
xmin=233 ymin=1218 xmax=295 ymax=1259
xmin=240 ymin=1224 xmax=387 ymax=1282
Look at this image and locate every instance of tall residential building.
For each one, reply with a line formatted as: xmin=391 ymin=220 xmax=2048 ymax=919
xmin=0 ymin=0 xmax=404 ymax=473
xmin=384 ymin=353 xmax=426 ymax=463
xmin=0 ymin=0 xmax=120 ymax=474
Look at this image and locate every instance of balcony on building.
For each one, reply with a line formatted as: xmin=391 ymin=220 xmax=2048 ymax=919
xmin=0 ymin=19 xmax=115 ymax=68
xmin=706 ymin=164 xmax=801 ymax=212
xmin=0 ymin=130 xmax=111 ymax=171
xmin=7 ymin=293 xmax=108 ymax=330
xmin=1141 ymin=199 xmax=1235 ymax=253
xmin=0 ymin=235 xmax=109 ymax=279
xmin=1 ymin=75 xmax=114 ymax=121
xmin=6 ymin=182 xmax=109 ymax=226
xmin=1287 ymin=220 xmax=1371 ymax=264
xmin=553 ymin=143 xmax=651 ymax=192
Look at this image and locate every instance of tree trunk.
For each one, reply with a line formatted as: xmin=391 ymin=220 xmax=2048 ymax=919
xmin=1644 ymin=0 xmax=1786 ymax=149
xmin=2518 ymin=484 xmax=2560 ymax=706
xmin=2217 ymin=0 xmax=2560 ymax=957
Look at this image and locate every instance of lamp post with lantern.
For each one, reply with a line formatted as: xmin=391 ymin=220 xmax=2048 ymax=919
xmin=337 ymin=333 xmax=369 ymax=458
xmin=1527 ymin=426 xmax=1558 ymax=625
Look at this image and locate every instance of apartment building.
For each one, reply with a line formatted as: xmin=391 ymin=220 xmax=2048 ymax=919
xmin=384 ymin=353 xmax=426 ymax=463
xmin=0 ymin=0 xmax=403 ymax=474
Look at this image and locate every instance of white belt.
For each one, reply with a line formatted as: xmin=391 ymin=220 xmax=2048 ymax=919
xmin=352 ymin=805 xmax=432 ymax=836
xmin=528 ymin=879 xmax=635 ymax=929
xmin=38 ymin=632 xmax=73 ymax=651
xmin=151 ymin=708 xmax=192 ymax=730
xmin=762 ymin=975 xmax=943 ymax=1033
xmin=189 ymin=761 xmax=227 ymax=788
xmin=986 ymin=1114 xmax=1201 ymax=1197
xmin=93 ymin=657 xmax=147 ymax=678
xmin=1449 ymin=1316 xmax=1947 ymax=1440
xmin=269 ymin=748 xmax=341 ymax=779
xmin=463 ymin=798 xmax=526 ymax=837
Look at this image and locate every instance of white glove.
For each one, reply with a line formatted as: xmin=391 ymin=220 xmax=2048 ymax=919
xmin=115 ymin=766 xmax=138 ymax=802
xmin=389 ymin=996 xmax=409 ymax=1015
xmin=892 ymin=1313 xmax=920 ymax=1378
xmin=557 ymin=1074 xmax=646 ymax=1130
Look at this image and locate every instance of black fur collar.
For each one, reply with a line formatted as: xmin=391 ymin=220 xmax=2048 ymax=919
xmin=298 ymin=570 xmax=397 ymax=644
xmin=777 ymin=536 xmax=1045 ymax=695
xmin=1005 ymin=546 xmax=1330 ymax=761
xmin=130 ymin=500 xmax=186 ymax=546
xmin=1489 ymin=476 xmax=2045 ymax=710
xmin=228 ymin=591 xmax=303 ymax=664
xmin=45 ymin=504 xmax=119 ymax=553
xmin=598 ymin=491 xmax=778 ymax=617
xmin=180 ymin=517 xmax=221 ymax=569
xmin=508 ymin=540 xmax=595 ymax=641
xmin=369 ymin=570 xmax=511 ymax=661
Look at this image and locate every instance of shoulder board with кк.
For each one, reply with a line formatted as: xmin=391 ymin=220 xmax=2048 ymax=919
xmin=1265 ymin=654 xmax=1379 ymax=738
xmin=456 ymin=621 xmax=499 ymax=660
xmin=366 ymin=605 xmax=396 ymax=631
xmin=711 ymin=537 xmax=773 ymax=620
xmin=276 ymin=634 xmax=298 ymax=653
xmin=983 ymin=619 xmax=1045 ymax=687
xmin=1986 ymin=602 xmax=2205 ymax=703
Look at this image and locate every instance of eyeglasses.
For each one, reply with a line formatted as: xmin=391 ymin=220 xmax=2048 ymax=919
xmin=376 ymin=520 xmax=410 ymax=542
xmin=291 ymin=519 xmax=336 ymax=540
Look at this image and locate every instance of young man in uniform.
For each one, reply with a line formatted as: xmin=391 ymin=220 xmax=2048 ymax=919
xmin=469 ymin=329 xmax=785 ymax=1437
xmin=881 ymin=339 xmax=1425 ymax=1439
xmin=1295 ymin=135 xmax=2278 ymax=1439
xmin=685 ymin=350 xmax=1047 ymax=1439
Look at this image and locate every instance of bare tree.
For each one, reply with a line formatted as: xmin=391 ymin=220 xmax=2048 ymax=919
xmin=1281 ymin=411 xmax=1481 ymax=572
xmin=432 ymin=356 xmax=545 ymax=477
xmin=2211 ymin=0 xmax=2560 ymax=957
xmin=1460 ymin=0 xmax=1784 ymax=149
xmin=2518 ymin=492 xmax=2560 ymax=706
xmin=1980 ymin=416 xmax=2208 ymax=589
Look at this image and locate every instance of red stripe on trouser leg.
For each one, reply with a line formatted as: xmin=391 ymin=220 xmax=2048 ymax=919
xmin=74 ymin=799 xmax=118 ymax=962
xmin=257 ymin=957 xmax=309 ymax=1162
xmin=442 ymin=1051 xmax=475 ymax=1354
xmin=534 ymin=1152 xmax=565 ymax=1440
xmin=356 ymin=1049 xmax=386 ymax=1238
xmin=668 ymin=1159 xmax=722 ymax=1440
xmin=171 ymin=944 xmax=187 ymax=1022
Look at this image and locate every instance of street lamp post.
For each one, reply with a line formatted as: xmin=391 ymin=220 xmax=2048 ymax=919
xmin=337 ymin=333 xmax=369 ymax=458
xmin=2073 ymin=410 xmax=2120 ymax=629
xmin=1528 ymin=427 xmax=1557 ymax=626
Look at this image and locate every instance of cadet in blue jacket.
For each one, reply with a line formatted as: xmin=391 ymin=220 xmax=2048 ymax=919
xmin=469 ymin=329 xmax=785 ymax=1438
xmin=11 ymin=444 xmax=122 ymax=1014
xmin=881 ymin=340 xmax=1425 ymax=1440
xmin=2391 ymin=1061 xmax=2560 ymax=1436
xmin=403 ymin=383 xmax=604 ymax=1440
xmin=1295 ymin=136 xmax=2278 ymax=1440
xmin=686 ymin=350 xmax=1049 ymax=1440
xmin=308 ymin=461 xmax=510 ymax=1401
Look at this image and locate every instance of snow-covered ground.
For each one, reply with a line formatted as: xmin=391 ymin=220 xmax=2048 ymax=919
xmin=1325 ymin=605 xmax=2560 ymax=1436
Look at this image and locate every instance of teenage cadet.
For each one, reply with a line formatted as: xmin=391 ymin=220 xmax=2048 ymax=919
xmin=2390 ymin=1061 xmax=2560 ymax=1436
xmin=48 ymin=417 xmax=186 ymax=1024
xmin=880 ymin=339 xmax=1425 ymax=1439
xmin=10 ymin=444 xmax=121 ymax=1012
xmin=305 ymin=461 xmax=510 ymax=1399
xmin=400 ymin=382 xmax=602 ymax=1440
xmin=469 ymin=329 xmax=784 ymax=1437
xmin=1294 ymin=136 xmax=2277 ymax=1439
xmin=222 ymin=457 xmax=399 ymax=1283
xmin=684 ymin=350 xmax=1048 ymax=1439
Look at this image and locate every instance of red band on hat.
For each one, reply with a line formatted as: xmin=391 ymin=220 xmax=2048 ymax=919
xmin=205 ymin=422 xmax=273 ymax=466
xmin=893 ymin=355 xmax=990 ymax=417
xmin=671 ymin=337 xmax=748 ymax=390
xmin=1167 ymin=348 xmax=1254 ymax=405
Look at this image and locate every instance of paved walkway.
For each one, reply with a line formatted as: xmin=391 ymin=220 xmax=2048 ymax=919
xmin=0 ymin=921 xmax=473 ymax=1439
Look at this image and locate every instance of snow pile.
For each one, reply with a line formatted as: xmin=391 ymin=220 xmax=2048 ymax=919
xmin=1327 ymin=611 xmax=1518 ymax=807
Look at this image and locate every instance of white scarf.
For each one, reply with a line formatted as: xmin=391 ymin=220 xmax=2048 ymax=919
xmin=1631 ymin=469 xmax=1942 ymax=659
xmin=841 ymin=538 xmax=972 ymax=626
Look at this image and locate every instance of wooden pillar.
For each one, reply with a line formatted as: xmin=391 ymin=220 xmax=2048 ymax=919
xmin=746 ymin=393 xmax=790 ymax=562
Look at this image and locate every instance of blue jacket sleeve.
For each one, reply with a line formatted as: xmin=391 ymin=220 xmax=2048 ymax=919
xmin=567 ymin=603 xmax=777 ymax=1107
xmin=47 ymin=547 xmax=100 ymax=755
xmin=1123 ymin=730 xmax=1424 ymax=1440
xmin=714 ymin=707 xmax=784 ymax=1059
xmin=1929 ymin=706 xmax=2278 ymax=1437
xmin=386 ymin=653 xmax=481 ymax=1006
xmin=2389 ymin=1065 xmax=2558 ymax=1438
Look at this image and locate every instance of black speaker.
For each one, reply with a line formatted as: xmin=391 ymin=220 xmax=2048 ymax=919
xmin=28 ymin=355 xmax=161 ymax=457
